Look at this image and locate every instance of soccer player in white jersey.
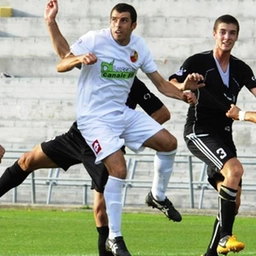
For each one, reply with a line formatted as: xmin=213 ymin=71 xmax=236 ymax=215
xmin=57 ymin=3 xmax=204 ymax=256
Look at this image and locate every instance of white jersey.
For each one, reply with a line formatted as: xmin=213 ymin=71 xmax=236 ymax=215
xmin=70 ymin=28 xmax=157 ymax=123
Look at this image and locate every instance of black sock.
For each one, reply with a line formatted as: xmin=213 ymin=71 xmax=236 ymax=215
xmin=0 ymin=161 xmax=30 ymax=197
xmin=96 ymin=226 xmax=112 ymax=256
xmin=205 ymin=215 xmax=220 ymax=256
xmin=219 ymin=185 xmax=237 ymax=239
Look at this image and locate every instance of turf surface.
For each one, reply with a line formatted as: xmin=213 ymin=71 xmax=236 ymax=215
xmin=0 ymin=207 xmax=255 ymax=255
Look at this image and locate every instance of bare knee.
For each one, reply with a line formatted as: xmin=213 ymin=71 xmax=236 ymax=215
xmin=103 ymin=150 xmax=127 ymax=179
xmin=225 ymin=167 xmax=243 ymax=185
xmin=144 ymin=129 xmax=177 ymax=152
xmin=18 ymin=153 xmax=33 ymax=171
xmin=221 ymin=159 xmax=244 ymax=188
xmin=158 ymin=132 xmax=177 ymax=152
xmin=17 ymin=145 xmax=41 ymax=172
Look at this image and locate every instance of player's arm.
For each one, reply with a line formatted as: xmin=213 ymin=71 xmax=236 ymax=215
xmin=57 ymin=53 xmax=97 ymax=72
xmin=44 ymin=0 xmax=70 ymax=59
xmin=146 ymin=71 xmax=204 ymax=103
xmin=128 ymin=77 xmax=170 ymax=124
xmin=226 ymin=104 xmax=256 ymax=124
xmin=44 ymin=0 xmax=85 ymax=72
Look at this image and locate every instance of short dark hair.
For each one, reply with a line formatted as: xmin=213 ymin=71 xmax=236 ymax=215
xmin=213 ymin=14 xmax=240 ymax=34
xmin=110 ymin=3 xmax=137 ymax=24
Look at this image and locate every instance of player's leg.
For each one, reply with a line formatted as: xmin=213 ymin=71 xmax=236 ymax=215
xmin=83 ymin=154 xmax=113 ymax=256
xmin=79 ymin=114 xmax=131 ymax=256
xmin=103 ymin=150 xmax=131 ymax=256
xmin=217 ymin=158 xmax=244 ymax=253
xmin=185 ymin=134 xmax=244 ymax=255
xmin=123 ymin=107 xmax=181 ymax=221
xmin=93 ymin=190 xmax=113 ymax=256
xmin=145 ymin=148 xmax=182 ymax=222
xmin=202 ymin=181 xmax=242 ymax=256
xmin=201 ymin=169 xmax=223 ymax=256
xmin=0 ymin=122 xmax=82 ymax=198
xmin=142 ymin=128 xmax=182 ymax=221
xmin=0 ymin=144 xmax=57 ymax=197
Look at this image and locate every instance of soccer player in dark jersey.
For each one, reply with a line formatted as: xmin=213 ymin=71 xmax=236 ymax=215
xmin=226 ymin=104 xmax=256 ymax=124
xmin=169 ymin=14 xmax=256 ymax=256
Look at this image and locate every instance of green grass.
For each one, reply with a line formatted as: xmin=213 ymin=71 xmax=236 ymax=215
xmin=0 ymin=207 xmax=255 ymax=256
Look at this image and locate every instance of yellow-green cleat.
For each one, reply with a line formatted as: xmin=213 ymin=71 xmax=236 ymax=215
xmin=218 ymin=235 xmax=245 ymax=254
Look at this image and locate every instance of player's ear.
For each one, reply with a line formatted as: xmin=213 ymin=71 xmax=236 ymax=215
xmin=132 ymin=22 xmax=137 ymax=30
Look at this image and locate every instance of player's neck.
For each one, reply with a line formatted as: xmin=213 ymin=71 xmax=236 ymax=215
xmin=213 ymin=49 xmax=230 ymax=72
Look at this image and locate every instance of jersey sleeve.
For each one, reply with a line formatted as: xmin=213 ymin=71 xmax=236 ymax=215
xmin=70 ymin=31 xmax=95 ymax=55
xmin=242 ymin=63 xmax=256 ymax=90
xmin=168 ymin=56 xmax=195 ymax=82
xmin=126 ymin=76 xmax=163 ymax=115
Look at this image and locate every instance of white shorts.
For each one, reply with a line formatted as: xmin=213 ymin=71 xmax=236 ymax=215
xmin=78 ymin=106 xmax=163 ymax=163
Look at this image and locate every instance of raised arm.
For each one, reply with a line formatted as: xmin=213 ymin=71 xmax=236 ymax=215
xmin=44 ymin=0 xmax=70 ymax=59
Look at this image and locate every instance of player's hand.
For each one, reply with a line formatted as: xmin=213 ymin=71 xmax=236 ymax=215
xmin=182 ymin=90 xmax=197 ymax=105
xmin=182 ymin=73 xmax=205 ymax=91
xmin=0 ymin=144 xmax=5 ymax=163
xmin=79 ymin=53 xmax=98 ymax=65
xmin=44 ymin=0 xmax=58 ymax=22
xmin=226 ymin=104 xmax=241 ymax=120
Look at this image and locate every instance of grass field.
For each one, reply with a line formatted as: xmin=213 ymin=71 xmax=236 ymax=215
xmin=0 ymin=207 xmax=255 ymax=256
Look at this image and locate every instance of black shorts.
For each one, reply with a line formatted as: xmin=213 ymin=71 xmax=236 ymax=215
xmin=184 ymin=131 xmax=242 ymax=189
xmin=41 ymin=122 xmax=108 ymax=193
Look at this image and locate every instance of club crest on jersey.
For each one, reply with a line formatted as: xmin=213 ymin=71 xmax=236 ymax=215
xmin=130 ymin=50 xmax=138 ymax=63
xmin=92 ymin=140 xmax=102 ymax=154
xmin=175 ymin=67 xmax=187 ymax=76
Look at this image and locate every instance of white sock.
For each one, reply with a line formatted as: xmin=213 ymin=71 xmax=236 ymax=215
xmin=104 ymin=175 xmax=124 ymax=239
xmin=151 ymin=150 xmax=177 ymax=201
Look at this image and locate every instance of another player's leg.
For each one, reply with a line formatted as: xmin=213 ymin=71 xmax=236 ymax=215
xmin=145 ymin=150 xmax=182 ymax=222
xmin=200 ymin=168 xmax=243 ymax=256
xmin=93 ymin=190 xmax=114 ymax=256
xmin=0 ymin=144 xmax=57 ymax=197
xmin=217 ymin=159 xmax=244 ymax=254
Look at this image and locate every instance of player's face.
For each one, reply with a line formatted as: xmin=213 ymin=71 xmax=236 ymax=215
xmin=110 ymin=10 xmax=137 ymax=46
xmin=213 ymin=22 xmax=238 ymax=53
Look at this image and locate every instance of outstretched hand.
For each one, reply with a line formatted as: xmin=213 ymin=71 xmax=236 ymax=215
xmin=183 ymin=73 xmax=205 ymax=91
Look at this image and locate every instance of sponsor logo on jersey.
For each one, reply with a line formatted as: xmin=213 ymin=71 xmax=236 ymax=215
xmin=92 ymin=140 xmax=102 ymax=154
xmin=101 ymin=60 xmax=135 ymax=79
